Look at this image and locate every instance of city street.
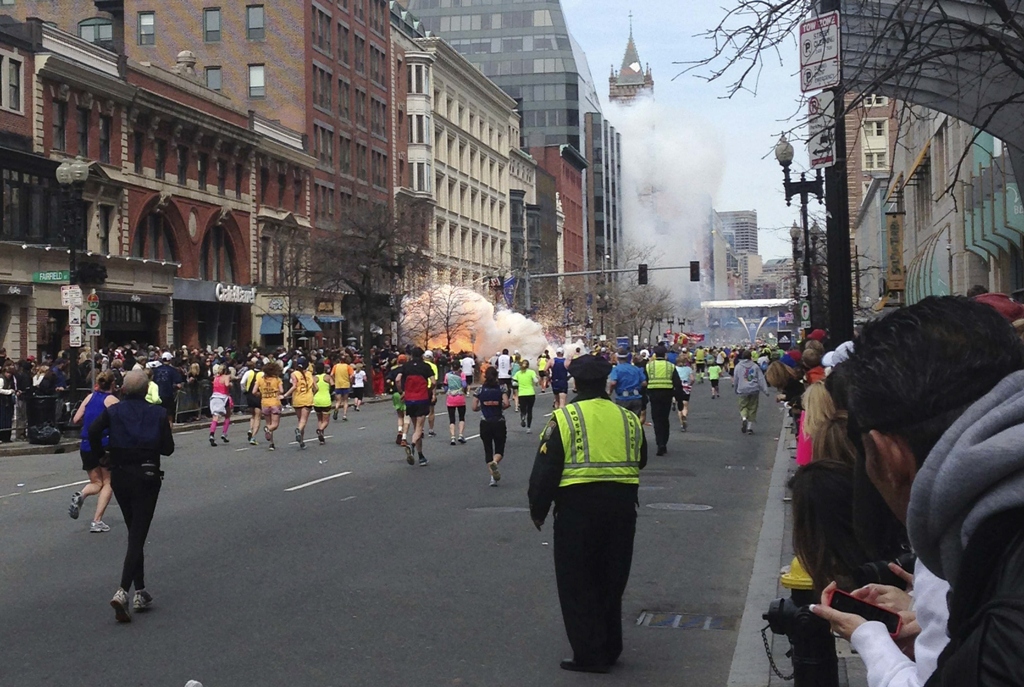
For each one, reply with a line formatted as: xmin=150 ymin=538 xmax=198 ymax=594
xmin=1 ymin=393 xmax=781 ymax=686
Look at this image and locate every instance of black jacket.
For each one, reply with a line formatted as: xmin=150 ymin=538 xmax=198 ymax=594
xmin=926 ymin=506 xmax=1024 ymax=686
xmin=88 ymin=397 xmax=174 ymax=468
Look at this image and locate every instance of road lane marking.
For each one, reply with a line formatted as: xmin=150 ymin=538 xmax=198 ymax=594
xmin=339 ymin=496 xmax=356 ymax=502
xmin=284 ymin=471 xmax=352 ymax=492
xmin=28 ymin=480 xmax=90 ymax=494
xmin=464 ymin=433 xmax=480 ymax=440
xmin=0 ymin=492 xmax=22 ymax=499
xmin=235 ymin=448 xmax=250 ymax=452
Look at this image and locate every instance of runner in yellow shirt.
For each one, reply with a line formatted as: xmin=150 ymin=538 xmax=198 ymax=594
xmin=331 ymin=355 xmax=354 ymax=421
xmin=257 ymin=362 xmax=284 ymax=451
xmin=283 ymin=357 xmax=317 ymax=450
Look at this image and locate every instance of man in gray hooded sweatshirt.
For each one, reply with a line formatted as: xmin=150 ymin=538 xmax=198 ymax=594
xmin=732 ymin=349 xmax=770 ymax=435
xmin=812 ymin=296 xmax=1024 ymax=686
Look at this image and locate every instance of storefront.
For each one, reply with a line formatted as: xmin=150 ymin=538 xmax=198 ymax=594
xmin=172 ymin=279 xmax=255 ymax=349
xmin=315 ymin=300 xmax=345 ymax=349
xmin=96 ymin=290 xmax=171 ymax=348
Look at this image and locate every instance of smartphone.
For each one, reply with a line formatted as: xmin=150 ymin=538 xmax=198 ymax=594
xmin=828 ymin=589 xmax=903 ymax=636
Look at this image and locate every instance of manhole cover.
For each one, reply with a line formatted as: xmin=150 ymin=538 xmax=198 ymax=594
xmin=646 ymin=503 xmax=713 ymax=511
xmin=466 ymin=506 xmax=531 ymax=513
xmin=636 ymin=611 xmax=735 ymax=630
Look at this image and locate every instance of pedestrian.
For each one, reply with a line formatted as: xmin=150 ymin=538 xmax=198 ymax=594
xmin=608 ymin=347 xmax=645 ymax=416
xmin=312 ymin=361 xmax=334 ymax=445
xmin=550 ymin=348 xmax=569 ymax=409
xmin=423 ymin=350 xmax=439 ymax=438
xmin=240 ymin=358 xmax=262 ymax=445
xmin=208 ymin=364 xmax=233 ymax=447
xmin=513 ymin=358 xmax=539 ymax=431
xmin=444 ymin=360 xmax=468 ymax=446
xmin=283 ymin=357 xmax=317 ymax=450
xmin=645 ymin=345 xmax=681 ymax=456
xmin=387 ymin=355 xmax=408 ymax=447
xmin=86 ymin=370 xmax=174 ymax=622
xmin=397 ymin=347 xmax=435 ymax=466
xmin=150 ymin=351 xmax=183 ymax=424
xmin=350 ymin=362 xmax=366 ymax=411
xmin=256 ymin=361 xmax=284 ymax=451
xmin=331 ymin=354 xmax=353 ymax=421
xmin=528 ymin=355 xmax=648 ymax=673
xmin=472 ymin=366 xmax=509 ymax=486
xmin=733 ymin=350 xmax=770 ymax=435
xmin=0 ymin=364 xmax=14 ymax=443
xmin=708 ymin=357 xmax=722 ymax=399
xmin=69 ymin=370 xmax=118 ymax=532
xmin=674 ymin=354 xmax=693 ymax=431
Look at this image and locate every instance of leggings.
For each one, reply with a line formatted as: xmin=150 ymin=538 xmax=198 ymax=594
xmin=519 ymin=395 xmax=536 ymax=428
xmin=447 ymin=405 xmax=467 ymax=424
xmin=480 ymin=419 xmax=507 ymax=463
xmin=110 ymin=468 xmax=162 ymax=592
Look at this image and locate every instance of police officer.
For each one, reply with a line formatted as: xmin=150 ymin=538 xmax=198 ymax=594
xmin=645 ymin=344 xmax=681 ymax=456
xmin=528 ymin=355 xmax=648 ymax=673
xmin=88 ymin=370 xmax=174 ymax=623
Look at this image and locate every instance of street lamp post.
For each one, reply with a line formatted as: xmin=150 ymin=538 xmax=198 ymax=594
xmin=790 ymin=222 xmax=802 ymax=300
xmin=775 ymin=135 xmax=823 ymax=337
xmin=56 ymin=156 xmax=90 ymax=398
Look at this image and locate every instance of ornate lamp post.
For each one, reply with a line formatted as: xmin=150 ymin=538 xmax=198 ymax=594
xmin=56 ymin=156 xmax=90 ymax=396
xmin=775 ymin=135 xmax=823 ymax=336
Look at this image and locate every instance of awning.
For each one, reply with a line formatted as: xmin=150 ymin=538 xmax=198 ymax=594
xmin=295 ymin=314 xmax=322 ymax=333
xmin=259 ymin=314 xmax=284 ymax=336
xmin=317 ymin=316 xmax=345 ymax=324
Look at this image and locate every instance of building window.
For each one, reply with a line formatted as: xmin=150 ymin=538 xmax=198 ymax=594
xmin=198 ymin=152 xmax=209 ymax=190
xmin=78 ymin=18 xmax=113 ymax=45
xmin=313 ymin=7 xmax=331 ymax=52
xmin=338 ymin=79 xmax=350 ymax=120
xmin=138 ymin=12 xmax=155 ymax=45
xmin=260 ymin=236 xmax=270 ymax=284
xmin=354 ymin=35 xmax=365 ymax=73
xmin=203 ymin=8 xmax=221 ymax=42
xmin=77 ymin=107 xmax=91 ymax=156
xmin=339 ymin=136 xmax=352 ymax=175
xmin=235 ymin=163 xmax=244 ymax=199
xmin=260 ymin=167 xmax=269 ymax=200
xmin=408 ymin=63 xmax=428 ymax=94
xmin=248 ymin=64 xmax=265 ymax=98
xmin=5 ymin=58 xmax=21 ymax=112
xmin=99 ymin=115 xmax=111 ymax=164
xmin=99 ymin=205 xmax=114 ymax=254
xmin=217 ymin=159 xmax=227 ymax=195
xmin=133 ymin=131 xmax=143 ymax=173
xmin=864 ymin=94 xmax=889 ymax=107
xmin=293 ymin=173 xmax=303 ymax=210
xmin=205 ymin=66 xmax=222 ymax=91
xmin=201 ymin=225 xmax=235 ymax=282
xmin=52 ymin=100 xmax=67 ymax=152
xmin=356 ymin=143 xmax=367 ymax=181
xmin=154 ymin=140 xmax=167 ymax=179
xmin=132 ymin=214 xmax=176 ymax=260
xmin=863 ymin=151 xmax=888 ymax=171
xmin=277 ymin=172 xmax=286 ymax=207
xmin=338 ymin=23 xmax=349 ymax=65
xmin=177 ymin=145 xmax=189 ymax=185
xmin=246 ymin=5 xmax=265 ymax=40
xmin=864 ymin=119 xmax=888 ymax=139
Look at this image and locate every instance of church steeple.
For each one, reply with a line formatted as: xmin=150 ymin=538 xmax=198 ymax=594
xmin=609 ymin=13 xmax=654 ymax=104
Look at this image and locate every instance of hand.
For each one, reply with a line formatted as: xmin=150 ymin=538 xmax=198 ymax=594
xmin=893 ymin=611 xmax=920 ymax=659
xmin=850 ymin=583 xmax=912 ymax=613
xmin=810 ymin=582 xmax=867 ymax=641
xmin=889 ymin=562 xmax=915 ymax=591
xmin=532 ymin=519 xmax=544 ymax=531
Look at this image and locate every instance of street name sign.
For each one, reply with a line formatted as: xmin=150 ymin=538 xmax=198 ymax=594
xmin=33 ymin=270 xmax=70 ymax=283
xmin=808 ymin=91 xmax=836 ymax=169
xmin=799 ymin=11 xmax=841 ymax=92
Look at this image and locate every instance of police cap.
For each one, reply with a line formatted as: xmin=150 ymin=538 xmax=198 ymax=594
xmin=567 ymin=354 xmax=613 ymax=382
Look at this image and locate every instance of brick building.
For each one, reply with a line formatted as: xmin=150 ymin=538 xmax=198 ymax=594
xmin=529 ymin=144 xmax=585 ymax=276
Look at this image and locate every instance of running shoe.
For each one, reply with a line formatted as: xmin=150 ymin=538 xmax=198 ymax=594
xmin=133 ymin=589 xmax=153 ymax=611
xmin=428 ymin=430 xmax=436 ymax=437
xmin=317 ymin=429 xmax=325 ymax=445
xmin=68 ymin=492 xmax=83 ymax=520
xmin=418 ymin=454 xmax=429 ymax=466
xmin=489 ymin=477 xmax=498 ymax=487
xmin=450 ymin=438 xmax=456 ymax=446
xmin=343 ymin=416 xmax=349 ymax=422
xmin=741 ymin=419 xmax=748 ymax=434
xmin=355 ymin=406 xmax=360 ymax=411
xmin=209 ymin=435 xmax=217 ymax=447
xmin=395 ymin=432 xmax=403 ymax=446
xmin=268 ymin=443 xmax=276 ymax=451
xmin=405 ymin=443 xmax=414 ymax=465
xmin=294 ymin=428 xmax=302 ymax=444
xmin=110 ymin=588 xmax=131 ymax=623
xmin=220 ymin=435 xmax=229 ymax=444
xmin=521 ymin=418 xmax=526 ymax=428
xmin=488 ymin=461 xmax=501 ymax=482
xmin=89 ymin=520 xmax=110 ymax=533
xmin=264 ymin=427 xmax=272 ymax=442
xmin=247 ymin=430 xmax=253 ymax=442
xmin=333 ymin=409 xmax=339 ymax=421
xmin=458 ymin=436 xmax=467 ymax=444
xmin=249 ymin=437 xmax=258 ymax=446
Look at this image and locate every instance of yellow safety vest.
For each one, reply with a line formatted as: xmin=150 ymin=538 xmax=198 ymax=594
xmin=646 ymin=359 xmax=675 ymax=390
xmin=555 ymin=399 xmax=643 ymax=487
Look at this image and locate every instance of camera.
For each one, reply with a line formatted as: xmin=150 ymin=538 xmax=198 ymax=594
xmin=852 ymin=552 xmax=916 ymax=590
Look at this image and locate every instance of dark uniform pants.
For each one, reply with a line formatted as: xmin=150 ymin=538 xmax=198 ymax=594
xmin=648 ymin=389 xmax=674 ymax=450
xmin=553 ymin=496 xmax=637 ymax=666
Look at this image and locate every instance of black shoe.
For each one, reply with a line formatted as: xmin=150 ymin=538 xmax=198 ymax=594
xmin=220 ymin=435 xmax=229 ymax=444
xmin=246 ymin=430 xmax=253 ymax=442
xmin=656 ymin=446 xmax=667 ymax=456
xmin=209 ymin=435 xmax=217 ymax=447
xmin=560 ymin=660 xmax=609 ymax=674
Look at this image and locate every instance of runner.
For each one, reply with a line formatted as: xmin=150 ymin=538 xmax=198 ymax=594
xmin=608 ymin=347 xmax=645 ymax=417
xmin=694 ymin=346 xmax=707 ymax=383
xmin=472 ymin=367 xmax=510 ymax=487
xmin=240 ymin=358 xmax=262 ymax=445
xmin=283 ymin=357 xmax=317 ymax=450
xmin=459 ymin=351 xmax=476 ymax=388
xmin=495 ymin=348 xmax=513 ymax=399
xmin=331 ymin=354 xmax=354 ymax=421
xmin=312 ymin=361 xmax=334 ymax=445
xmin=423 ymin=350 xmax=439 ymax=438
xmin=708 ymin=357 xmax=722 ymax=399
xmin=512 ymin=358 xmax=539 ymax=431
xmin=675 ymin=353 xmax=694 ymax=431
xmin=257 ymin=361 xmax=284 ymax=450
xmin=444 ymin=360 xmax=468 ymax=446
xmin=69 ymin=371 xmax=118 ymax=533
xmin=537 ymin=350 xmax=550 ymax=392
xmin=549 ymin=348 xmax=569 ymax=410
xmin=397 ymin=347 xmax=436 ymax=466
xmin=387 ymin=355 xmax=409 ymax=447
xmin=350 ymin=362 xmax=366 ymax=411
xmin=208 ymin=364 xmax=233 ymax=447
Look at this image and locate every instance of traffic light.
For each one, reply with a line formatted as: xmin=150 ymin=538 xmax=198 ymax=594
xmin=76 ymin=261 xmax=108 ymax=285
xmin=638 ymin=263 xmax=648 ymax=285
xmin=690 ymin=261 xmax=700 ymax=282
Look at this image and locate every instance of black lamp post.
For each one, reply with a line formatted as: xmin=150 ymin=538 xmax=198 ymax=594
xmin=790 ymin=222 xmax=802 ymax=300
xmin=56 ymin=156 xmax=90 ymax=397
xmin=775 ymin=135 xmax=823 ymax=337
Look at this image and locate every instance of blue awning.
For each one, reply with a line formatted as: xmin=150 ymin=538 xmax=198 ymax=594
xmin=295 ymin=314 xmax=322 ymax=332
xmin=317 ymin=316 xmax=345 ymax=324
xmin=259 ymin=314 xmax=284 ymax=336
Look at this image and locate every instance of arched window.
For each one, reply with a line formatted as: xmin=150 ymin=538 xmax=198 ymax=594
xmin=132 ymin=214 xmax=176 ymax=261
xmin=79 ymin=18 xmax=114 ymax=45
xmin=200 ymin=225 xmax=235 ymax=282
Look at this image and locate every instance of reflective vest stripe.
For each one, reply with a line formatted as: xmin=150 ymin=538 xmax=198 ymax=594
xmin=556 ymin=400 xmax=642 ymax=487
xmin=647 ymin=360 xmax=674 ymax=389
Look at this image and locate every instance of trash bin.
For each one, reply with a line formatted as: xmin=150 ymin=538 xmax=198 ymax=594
xmin=27 ymin=394 xmax=59 ymax=428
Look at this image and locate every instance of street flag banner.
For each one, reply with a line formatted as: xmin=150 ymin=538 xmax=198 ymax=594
xmin=503 ymin=276 xmax=516 ymax=309
xmin=686 ymin=333 xmax=705 ymax=343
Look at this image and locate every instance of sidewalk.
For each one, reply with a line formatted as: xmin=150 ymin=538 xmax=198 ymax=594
xmin=727 ymin=411 xmax=867 ymax=687
xmin=0 ymin=394 xmax=394 ymax=458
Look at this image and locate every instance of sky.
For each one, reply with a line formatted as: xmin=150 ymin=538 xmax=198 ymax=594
xmin=561 ymin=0 xmax=807 ymax=259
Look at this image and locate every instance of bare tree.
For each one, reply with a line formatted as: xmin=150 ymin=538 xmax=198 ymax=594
xmin=259 ymin=222 xmax=312 ymax=350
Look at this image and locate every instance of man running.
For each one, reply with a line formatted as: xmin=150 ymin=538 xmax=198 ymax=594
xmin=549 ymin=348 xmax=569 ymax=410
xmin=331 ymin=354 xmax=353 ymax=421
xmin=537 ymin=351 xmax=550 ymax=392
xmin=387 ymin=355 xmax=408 ymax=447
xmin=423 ymin=350 xmax=439 ymax=438
xmin=694 ymin=347 xmax=706 ymax=383
xmin=496 ymin=348 xmax=513 ymax=398
xmin=708 ymin=358 xmax=722 ymax=399
xmin=608 ymin=347 xmax=645 ymax=416
xmin=397 ymin=348 xmax=436 ymax=466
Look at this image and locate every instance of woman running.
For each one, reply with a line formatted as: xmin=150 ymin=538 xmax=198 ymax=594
xmin=208 ymin=364 xmax=233 ymax=446
xmin=351 ymin=363 xmax=366 ymax=411
xmin=674 ymin=354 xmax=694 ymax=432
xmin=257 ymin=361 xmax=284 ymax=450
xmin=472 ymin=367 xmax=510 ymax=487
xmin=283 ymin=357 xmax=317 ymax=450
xmin=536 ymin=351 xmax=550 ymax=392
xmin=512 ymin=358 xmax=539 ymax=431
xmin=312 ymin=361 xmax=334 ymax=445
xmin=445 ymin=361 xmax=468 ymax=446
xmin=69 ymin=371 xmax=118 ymax=533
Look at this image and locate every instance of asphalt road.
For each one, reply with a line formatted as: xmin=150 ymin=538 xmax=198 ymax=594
xmin=1 ymin=385 xmax=780 ymax=687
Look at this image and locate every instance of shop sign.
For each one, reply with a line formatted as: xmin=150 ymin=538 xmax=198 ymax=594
xmin=0 ymin=283 xmax=32 ymax=296
xmin=268 ymin=297 xmax=286 ymax=312
xmin=215 ymin=283 xmax=257 ymax=304
xmin=317 ymin=301 xmax=336 ymax=314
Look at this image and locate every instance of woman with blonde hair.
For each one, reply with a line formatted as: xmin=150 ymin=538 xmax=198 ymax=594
xmin=208 ymin=363 xmax=233 ymax=447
